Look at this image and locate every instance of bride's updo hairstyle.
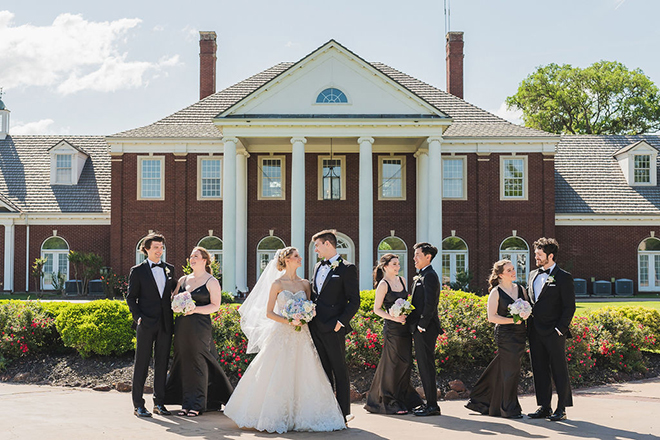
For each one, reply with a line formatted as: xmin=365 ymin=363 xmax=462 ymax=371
xmin=192 ymin=246 xmax=214 ymax=274
xmin=276 ymin=247 xmax=297 ymax=271
xmin=373 ymin=253 xmax=399 ymax=288
xmin=488 ymin=259 xmax=512 ymax=290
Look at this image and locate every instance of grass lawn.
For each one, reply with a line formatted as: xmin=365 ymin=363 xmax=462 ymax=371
xmin=576 ymin=300 xmax=660 ymax=315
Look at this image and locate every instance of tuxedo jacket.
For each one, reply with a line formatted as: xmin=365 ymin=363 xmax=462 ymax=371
xmin=310 ymin=259 xmax=360 ymax=333
xmin=527 ymin=265 xmax=576 ymax=338
xmin=126 ymin=260 xmax=176 ymax=333
xmin=408 ymin=265 xmax=442 ymax=334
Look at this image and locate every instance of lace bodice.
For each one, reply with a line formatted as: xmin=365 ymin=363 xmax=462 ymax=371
xmin=276 ymin=290 xmax=307 ymax=311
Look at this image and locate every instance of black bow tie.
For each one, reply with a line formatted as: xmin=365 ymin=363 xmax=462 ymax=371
xmin=151 ymin=262 xmax=165 ymax=269
xmin=538 ymin=268 xmax=551 ymax=275
xmin=320 ymin=260 xmax=332 ymax=266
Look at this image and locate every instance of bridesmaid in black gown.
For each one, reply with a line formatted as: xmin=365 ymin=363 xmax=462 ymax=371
xmin=164 ymin=247 xmax=233 ymax=416
xmin=465 ymin=259 xmax=529 ymax=418
xmin=365 ymin=254 xmax=424 ymax=415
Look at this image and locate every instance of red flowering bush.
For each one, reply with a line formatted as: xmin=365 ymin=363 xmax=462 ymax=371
xmin=345 ymin=311 xmax=384 ymax=370
xmin=0 ymin=300 xmax=60 ymax=363
xmin=211 ymin=305 xmax=255 ymax=379
xmin=584 ymin=309 xmax=646 ymax=373
xmin=566 ymin=316 xmax=597 ymax=384
xmin=600 ymin=306 xmax=659 ymax=351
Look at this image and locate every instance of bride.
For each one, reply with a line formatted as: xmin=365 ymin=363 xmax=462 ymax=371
xmin=223 ymin=247 xmax=346 ymax=433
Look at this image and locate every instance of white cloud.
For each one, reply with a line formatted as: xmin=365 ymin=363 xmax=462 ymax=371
xmin=0 ymin=11 xmax=179 ymax=94
xmin=11 ymin=119 xmax=55 ymax=134
xmin=285 ymin=41 xmax=300 ymax=48
xmin=491 ymin=102 xmax=523 ymax=125
xmin=153 ymin=24 xmax=165 ymax=31
xmin=182 ymin=25 xmax=198 ymax=42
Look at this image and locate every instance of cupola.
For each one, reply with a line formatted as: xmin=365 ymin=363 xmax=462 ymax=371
xmin=0 ymin=89 xmax=9 ymax=140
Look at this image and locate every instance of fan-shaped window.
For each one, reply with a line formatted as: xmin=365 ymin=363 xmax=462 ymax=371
xmin=442 ymin=237 xmax=468 ymax=284
xmin=41 ymin=236 xmax=69 ymax=290
xmin=316 ymin=88 xmax=348 ymax=104
xmin=257 ymin=236 xmax=286 ymax=279
xmin=198 ymin=236 xmax=223 ymax=268
xmin=309 ymin=232 xmax=355 ymax=275
xmin=499 ymin=236 xmax=529 ymax=283
xmin=639 ymin=237 xmax=660 ymax=291
xmin=378 ymin=237 xmax=408 ymax=280
xmin=135 ymin=237 xmax=167 ymax=265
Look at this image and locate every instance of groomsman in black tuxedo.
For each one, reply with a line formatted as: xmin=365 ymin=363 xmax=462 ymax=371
xmin=408 ymin=242 xmax=442 ymax=416
xmin=309 ymin=230 xmax=360 ymax=423
xmin=126 ymin=233 xmax=176 ymax=418
xmin=527 ymin=237 xmax=576 ymax=421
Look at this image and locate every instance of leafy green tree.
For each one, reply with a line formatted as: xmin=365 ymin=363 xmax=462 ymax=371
xmin=506 ymin=61 xmax=660 ymax=135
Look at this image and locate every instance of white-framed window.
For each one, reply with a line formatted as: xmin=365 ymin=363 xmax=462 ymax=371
xmin=41 ymin=236 xmax=69 ymax=290
xmin=318 ymin=155 xmax=345 ymax=200
xmin=500 ymin=156 xmax=528 ymax=200
xmin=443 ymin=156 xmax=467 ymax=200
xmin=138 ymin=156 xmax=165 ymax=200
xmin=308 ymin=232 xmax=355 ymax=276
xmin=197 ymin=157 xmax=222 ymax=200
xmin=441 ymin=237 xmax=468 ymax=285
xmin=499 ymin=236 xmax=529 ymax=284
xmin=639 ymin=237 xmax=660 ymax=292
xmin=379 ymin=156 xmax=406 ymax=200
xmin=135 ymin=236 xmax=167 ymax=265
xmin=198 ymin=236 xmax=223 ymax=268
xmin=55 ymin=154 xmax=72 ymax=184
xmin=257 ymin=236 xmax=286 ymax=279
xmin=316 ymin=88 xmax=348 ymax=103
xmin=258 ymin=156 xmax=285 ymax=200
xmin=634 ymin=155 xmax=651 ymax=184
xmin=378 ymin=236 xmax=408 ymax=281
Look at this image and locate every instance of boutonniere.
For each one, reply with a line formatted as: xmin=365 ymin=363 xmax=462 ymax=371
xmin=413 ymin=274 xmax=422 ymax=282
xmin=165 ymin=267 xmax=171 ymax=276
xmin=546 ymin=275 xmax=555 ymax=284
xmin=330 ymin=258 xmax=342 ymax=271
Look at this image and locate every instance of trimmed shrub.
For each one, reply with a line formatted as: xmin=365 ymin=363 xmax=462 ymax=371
xmin=0 ymin=300 xmax=60 ymax=360
xmin=566 ymin=316 xmax=597 ymax=385
xmin=55 ymin=300 xmax=134 ymax=358
xmin=221 ymin=291 xmax=236 ymax=305
xmin=211 ymin=305 xmax=254 ymax=379
xmin=346 ymin=311 xmax=384 ymax=370
xmin=584 ymin=309 xmax=646 ymax=373
xmin=359 ymin=290 xmax=376 ymax=314
xmin=601 ymin=306 xmax=659 ymax=350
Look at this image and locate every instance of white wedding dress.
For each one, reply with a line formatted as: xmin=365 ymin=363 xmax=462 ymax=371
xmin=223 ymin=290 xmax=346 ymax=433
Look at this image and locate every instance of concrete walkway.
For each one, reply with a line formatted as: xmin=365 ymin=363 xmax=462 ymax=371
xmin=1 ymin=379 xmax=659 ymax=440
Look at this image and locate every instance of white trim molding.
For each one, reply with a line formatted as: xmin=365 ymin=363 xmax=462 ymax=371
xmin=555 ymin=214 xmax=660 ymax=226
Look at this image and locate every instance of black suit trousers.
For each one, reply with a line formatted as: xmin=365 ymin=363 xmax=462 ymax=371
xmin=528 ymin=325 xmax=573 ymax=409
xmin=310 ymin=326 xmax=350 ymax=417
xmin=413 ymin=327 xmax=439 ymax=408
xmin=132 ymin=322 xmax=172 ymax=408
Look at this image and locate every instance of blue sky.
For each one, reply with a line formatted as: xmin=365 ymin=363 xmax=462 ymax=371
xmin=1 ymin=0 xmax=658 ymax=135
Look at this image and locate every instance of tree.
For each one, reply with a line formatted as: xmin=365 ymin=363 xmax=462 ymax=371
xmin=506 ymin=61 xmax=660 ymax=135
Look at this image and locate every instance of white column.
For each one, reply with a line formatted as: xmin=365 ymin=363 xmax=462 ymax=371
xmin=222 ymin=137 xmax=238 ymax=294
xmin=235 ymin=150 xmax=249 ymax=292
xmin=415 ymin=150 xmax=429 ymax=243
xmin=358 ymin=136 xmax=375 ymax=291
xmin=3 ymin=222 xmax=15 ymax=292
xmin=290 ymin=137 xmax=307 ymax=276
xmin=427 ymin=136 xmax=443 ymax=249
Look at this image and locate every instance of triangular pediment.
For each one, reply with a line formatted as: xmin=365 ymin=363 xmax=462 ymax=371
xmin=218 ymin=40 xmax=447 ymax=119
xmin=613 ymin=140 xmax=657 ymax=157
xmin=48 ymin=139 xmax=89 ymax=156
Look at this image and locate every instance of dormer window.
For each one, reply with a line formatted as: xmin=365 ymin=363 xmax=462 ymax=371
xmin=56 ymin=154 xmax=72 ymax=184
xmin=634 ymin=154 xmax=651 ymax=184
xmin=613 ymin=141 xmax=658 ymax=187
xmin=48 ymin=140 xmax=89 ymax=185
xmin=316 ymin=88 xmax=348 ymax=103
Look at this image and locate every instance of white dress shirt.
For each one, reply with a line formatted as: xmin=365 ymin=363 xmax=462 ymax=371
xmin=315 ymin=254 xmax=339 ymax=293
xmin=532 ymin=263 xmax=556 ymax=302
xmin=149 ymin=260 xmax=166 ymax=297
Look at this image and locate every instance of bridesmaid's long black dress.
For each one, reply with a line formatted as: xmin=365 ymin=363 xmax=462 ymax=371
xmin=164 ymin=278 xmax=233 ymax=412
xmin=465 ymin=285 xmax=527 ymax=417
xmin=364 ymin=278 xmax=424 ymax=414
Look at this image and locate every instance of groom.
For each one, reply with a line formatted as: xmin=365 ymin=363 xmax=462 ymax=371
xmin=527 ymin=237 xmax=575 ymax=421
xmin=309 ymin=230 xmax=360 ymax=423
xmin=126 ymin=232 xmax=176 ymax=418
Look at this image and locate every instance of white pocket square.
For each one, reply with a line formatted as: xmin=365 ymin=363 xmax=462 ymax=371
xmin=331 ymin=275 xmax=340 ymax=278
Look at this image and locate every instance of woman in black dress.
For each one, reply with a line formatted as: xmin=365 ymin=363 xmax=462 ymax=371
xmin=465 ymin=259 xmax=529 ymax=418
xmin=364 ymin=253 xmax=423 ymax=415
xmin=164 ymin=247 xmax=233 ymax=417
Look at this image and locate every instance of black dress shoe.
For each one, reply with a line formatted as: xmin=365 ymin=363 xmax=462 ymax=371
xmin=548 ymin=408 xmax=567 ymax=421
xmin=414 ymin=405 xmax=441 ymax=416
xmin=134 ymin=406 xmax=152 ymax=418
xmin=153 ymin=404 xmax=171 ymax=416
xmin=465 ymin=400 xmax=489 ymax=415
xmin=527 ymin=406 xmax=552 ymax=419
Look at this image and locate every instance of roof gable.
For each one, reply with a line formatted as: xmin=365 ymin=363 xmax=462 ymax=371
xmin=613 ymin=140 xmax=657 ymax=157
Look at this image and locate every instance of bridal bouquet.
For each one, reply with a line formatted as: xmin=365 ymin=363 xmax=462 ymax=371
xmin=171 ymin=291 xmax=196 ymax=316
xmin=281 ymin=298 xmax=316 ymax=332
xmin=389 ymin=298 xmax=415 ymax=324
xmin=508 ymin=298 xmax=532 ymax=323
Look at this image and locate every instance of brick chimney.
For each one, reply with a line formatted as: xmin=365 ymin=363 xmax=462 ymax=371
xmin=199 ymin=31 xmax=217 ymax=100
xmin=446 ymin=31 xmax=464 ymax=99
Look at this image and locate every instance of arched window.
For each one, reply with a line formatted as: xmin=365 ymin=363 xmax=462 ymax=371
xmin=442 ymin=237 xmax=468 ymax=285
xmin=499 ymin=236 xmax=529 ymax=283
xmin=257 ymin=236 xmax=286 ymax=279
xmin=378 ymin=237 xmax=408 ymax=281
xmin=639 ymin=237 xmax=660 ymax=291
xmin=41 ymin=236 xmax=69 ymax=290
xmin=197 ymin=236 xmax=223 ymax=268
xmin=308 ymin=232 xmax=355 ymax=275
xmin=135 ymin=236 xmax=167 ymax=265
xmin=316 ymin=88 xmax=348 ymax=103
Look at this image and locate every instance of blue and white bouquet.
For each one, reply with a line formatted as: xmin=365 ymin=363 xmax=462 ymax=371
xmin=508 ymin=298 xmax=532 ymax=323
xmin=281 ymin=298 xmax=316 ymax=331
xmin=171 ymin=291 xmax=195 ymax=316
xmin=389 ymin=298 xmax=415 ymax=325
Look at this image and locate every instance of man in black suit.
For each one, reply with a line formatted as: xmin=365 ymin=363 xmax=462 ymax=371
xmin=408 ymin=242 xmax=442 ymax=416
xmin=126 ymin=232 xmax=176 ymax=418
xmin=309 ymin=230 xmax=360 ymax=423
xmin=527 ymin=237 xmax=576 ymax=421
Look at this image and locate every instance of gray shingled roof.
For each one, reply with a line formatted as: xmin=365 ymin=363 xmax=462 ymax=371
xmin=111 ymin=58 xmax=554 ymax=139
xmin=555 ymin=135 xmax=660 ymax=214
xmin=0 ymin=135 xmax=110 ymax=213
